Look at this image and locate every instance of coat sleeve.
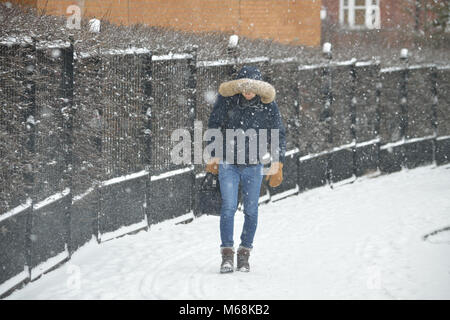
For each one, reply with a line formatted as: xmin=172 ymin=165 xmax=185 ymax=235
xmin=208 ymin=94 xmax=227 ymax=130
xmin=206 ymin=94 xmax=227 ymax=158
xmin=268 ymin=101 xmax=286 ymax=164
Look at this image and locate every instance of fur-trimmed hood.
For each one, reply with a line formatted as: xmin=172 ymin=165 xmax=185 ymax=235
xmin=218 ymin=66 xmax=276 ymax=104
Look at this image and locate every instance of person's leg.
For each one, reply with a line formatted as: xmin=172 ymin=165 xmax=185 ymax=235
xmin=218 ymin=162 xmax=240 ymax=248
xmin=239 ymin=164 xmax=264 ymax=249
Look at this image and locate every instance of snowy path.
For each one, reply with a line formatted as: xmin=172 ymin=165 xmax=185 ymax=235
xmin=6 ymin=165 xmax=450 ymax=300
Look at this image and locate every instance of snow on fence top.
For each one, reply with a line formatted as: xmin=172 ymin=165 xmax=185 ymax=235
xmin=297 ymin=63 xmax=327 ymax=70
xmin=196 ymin=56 xmax=269 ymax=68
xmin=408 ymin=64 xmax=437 ymax=70
xmin=0 ymin=198 xmax=32 ymax=223
xmin=196 ymin=58 xmax=235 ymax=68
xmin=37 ymin=40 xmax=71 ymax=49
xmin=380 ymin=65 xmax=408 ymax=73
xmin=299 ymin=140 xmax=357 ymax=161
xmin=355 ymin=60 xmax=381 ymax=67
xmin=152 ymin=52 xmax=193 ymax=61
xmin=75 ymin=47 xmax=152 ymax=59
xmin=33 ymin=188 xmax=71 ymax=211
xmin=437 ymin=65 xmax=450 ymax=70
xmin=297 ymin=59 xmax=358 ymax=71
xmin=380 ymin=135 xmax=436 ymax=150
xmin=381 ymin=64 xmax=439 ymax=73
xmin=106 ymin=47 xmax=151 ymax=56
xmin=101 ymin=170 xmax=149 ymax=187
xmin=331 ymin=58 xmax=357 ymax=66
xmin=0 ymin=36 xmax=70 ymax=49
xmin=150 ymin=166 xmax=194 ymax=181
xmin=271 ymin=57 xmax=298 ymax=64
xmin=0 ymin=36 xmax=33 ymax=45
xmin=75 ymin=49 xmax=196 ymax=60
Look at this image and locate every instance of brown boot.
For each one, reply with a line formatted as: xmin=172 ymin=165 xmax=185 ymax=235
xmin=237 ymin=246 xmax=251 ymax=272
xmin=220 ymin=247 xmax=234 ymax=273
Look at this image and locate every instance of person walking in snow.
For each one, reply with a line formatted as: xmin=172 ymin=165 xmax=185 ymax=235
xmin=205 ymin=65 xmax=286 ymax=273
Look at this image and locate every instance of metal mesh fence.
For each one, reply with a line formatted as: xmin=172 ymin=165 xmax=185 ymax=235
xmin=33 ymin=47 xmax=68 ymax=202
xmin=72 ymin=54 xmax=104 ymax=195
xmin=150 ymin=57 xmax=193 ymax=173
xmin=406 ymin=66 xmax=435 ymax=139
xmin=297 ymin=65 xmax=333 ymax=155
xmin=353 ymin=63 xmax=381 ymax=142
xmin=195 ymin=63 xmax=234 ymax=132
xmin=1 ymin=42 xmax=448 ymax=213
xmin=195 ymin=63 xmax=234 ymax=173
xmin=436 ymin=67 xmax=450 ymax=137
xmin=271 ymin=61 xmax=300 ymax=151
xmin=100 ymin=53 xmax=148 ymax=178
xmin=379 ymin=68 xmax=404 ymax=143
xmin=0 ymin=44 xmax=34 ymax=213
xmin=330 ymin=63 xmax=355 ymax=146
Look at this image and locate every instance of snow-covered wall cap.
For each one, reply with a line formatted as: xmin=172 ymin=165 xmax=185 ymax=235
xmin=228 ymin=35 xmax=239 ymax=48
xmin=320 ymin=8 xmax=327 ymax=20
xmin=400 ymin=48 xmax=409 ymax=59
xmin=89 ymin=18 xmax=101 ymax=33
xmin=323 ymin=42 xmax=332 ymax=54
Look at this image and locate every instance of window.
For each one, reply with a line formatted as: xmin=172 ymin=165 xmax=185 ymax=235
xmin=340 ymin=0 xmax=381 ymax=30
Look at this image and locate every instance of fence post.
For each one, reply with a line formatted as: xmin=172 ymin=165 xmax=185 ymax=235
xmin=375 ymin=79 xmax=382 ymax=170
xmin=322 ymin=44 xmax=333 ymax=184
xmin=187 ymin=46 xmax=198 ymax=215
xmin=400 ymin=51 xmax=409 ymax=141
xmin=430 ymin=66 xmax=438 ymax=164
xmin=62 ymin=37 xmax=75 ymax=255
xmin=142 ymin=51 xmax=153 ymax=225
xmin=348 ymin=61 xmax=357 ymax=180
xmin=23 ymin=38 xmax=37 ymax=278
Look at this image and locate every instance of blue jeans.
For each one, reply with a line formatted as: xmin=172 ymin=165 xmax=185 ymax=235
xmin=219 ymin=162 xmax=264 ymax=249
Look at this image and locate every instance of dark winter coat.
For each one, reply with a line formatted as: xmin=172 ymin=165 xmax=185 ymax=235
xmin=207 ymin=66 xmax=286 ymax=165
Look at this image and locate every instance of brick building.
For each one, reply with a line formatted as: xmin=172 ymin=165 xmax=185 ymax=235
xmin=5 ymin=0 xmax=323 ymax=47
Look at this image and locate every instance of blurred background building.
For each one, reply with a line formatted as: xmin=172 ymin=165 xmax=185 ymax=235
xmin=321 ymin=0 xmax=449 ymax=49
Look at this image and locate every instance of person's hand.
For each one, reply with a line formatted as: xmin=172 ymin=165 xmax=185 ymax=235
xmin=206 ymin=157 xmax=220 ymax=175
xmin=265 ymin=162 xmax=283 ymax=187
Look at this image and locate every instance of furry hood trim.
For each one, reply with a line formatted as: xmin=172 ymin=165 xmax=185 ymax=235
xmin=218 ymin=65 xmax=276 ymax=104
xmin=218 ymin=78 xmax=276 ymax=104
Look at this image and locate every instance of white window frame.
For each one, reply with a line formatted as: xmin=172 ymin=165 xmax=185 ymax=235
xmin=339 ymin=0 xmax=381 ymax=30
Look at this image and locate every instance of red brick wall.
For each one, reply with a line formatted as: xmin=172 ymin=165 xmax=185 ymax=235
xmin=6 ymin=0 xmax=322 ymax=47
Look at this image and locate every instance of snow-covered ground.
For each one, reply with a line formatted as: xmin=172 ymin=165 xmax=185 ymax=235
xmin=6 ymin=164 xmax=450 ymax=300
